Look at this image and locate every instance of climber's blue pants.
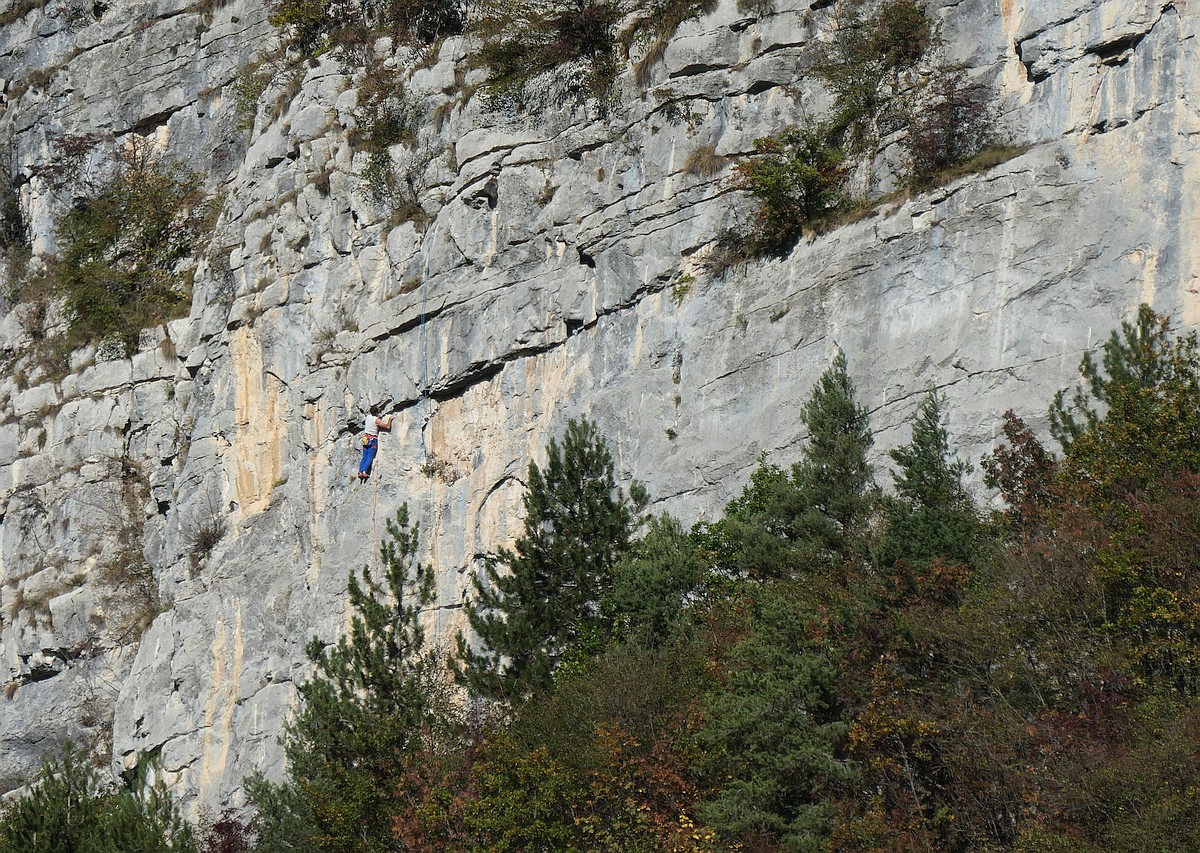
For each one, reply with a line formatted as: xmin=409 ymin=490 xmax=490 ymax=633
xmin=359 ymin=437 xmax=378 ymax=476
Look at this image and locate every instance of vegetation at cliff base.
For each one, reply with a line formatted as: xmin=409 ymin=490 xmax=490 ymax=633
xmin=0 ymin=747 xmax=195 ymax=852
xmin=230 ymin=303 xmax=1200 ymax=852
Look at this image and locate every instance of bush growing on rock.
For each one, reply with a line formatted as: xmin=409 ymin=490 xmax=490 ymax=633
xmin=27 ymin=135 xmax=211 ymax=357
xmin=269 ymin=0 xmax=465 ymax=58
xmin=730 ymin=124 xmax=847 ymax=255
xmin=906 ymin=73 xmax=996 ymax=185
xmin=812 ymin=0 xmax=934 ymax=150
xmin=475 ymin=0 xmax=624 ymax=112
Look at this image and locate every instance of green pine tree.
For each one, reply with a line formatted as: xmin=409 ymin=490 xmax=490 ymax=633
xmin=702 ymin=455 xmax=806 ymax=580
xmin=705 ymin=351 xmax=876 ymax=580
xmin=877 ymin=390 xmax=978 ymax=570
xmin=1050 ymin=304 xmax=1200 ymax=492
xmin=792 ymin=348 xmax=877 ymax=570
xmin=605 ymin=513 xmax=704 ymax=645
xmin=453 ymin=418 xmax=648 ymax=704
xmin=696 ymin=585 xmax=851 ymax=851
xmin=249 ymin=506 xmax=449 ymax=853
xmin=0 ymin=746 xmax=194 ymax=853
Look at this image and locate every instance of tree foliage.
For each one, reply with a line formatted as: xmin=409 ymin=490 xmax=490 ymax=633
xmin=792 ymin=349 xmax=877 ymax=570
xmin=606 ymin=513 xmax=705 ymax=645
xmin=876 ymin=390 xmax=978 ymax=572
xmin=0 ymin=746 xmax=194 ymax=853
xmin=250 ymin=506 xmax=449 ymax=852
xmin=703 ymin=351 xmax=876 ymax=581
xmin=812 ymin=0 xmax=933 ymax=150
xmin=697 ymin=584 xmax=851 ymax=851
xmin=732 ymin=125 xmax=847 ymax=254
xmin=454 ymin=417 xmax=648 ymax=704
xmin=28 ymin=136 xmax=210 ymax=356
xmin=1050 ymin=303 xmax=1200 ymax=493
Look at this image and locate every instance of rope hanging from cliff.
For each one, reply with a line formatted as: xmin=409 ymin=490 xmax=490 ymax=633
xmin=418 ymin=271 xmax=431 ymax=468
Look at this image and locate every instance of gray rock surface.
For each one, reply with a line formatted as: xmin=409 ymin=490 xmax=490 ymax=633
xmin=0 ymin=0 xmax=1196 ymax=812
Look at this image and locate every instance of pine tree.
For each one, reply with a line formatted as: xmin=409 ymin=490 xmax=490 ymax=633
xmin=792 ymin=349 xmax=877 ymax=569
xmin=709 ymin=351 xmax=876 ymax=580
xmin=453 ymin=418 xmax=648 ymax=704
xmin=249 ymin=506 xmax=448 ymax=853
xmin=708 ymin=456 xmax=806 ymax=580
xmin=0 ymin=746 xmax=194 ymax=853
xmin=697 ymin=585 xmax=851 ymax=851
xmin=877 ymin=390 xmax=978 ymax=569
xmin=1050 ymin=304 xmax=1200 ymax=495
xmin=605 ymin=514 xmax=704 ymax=645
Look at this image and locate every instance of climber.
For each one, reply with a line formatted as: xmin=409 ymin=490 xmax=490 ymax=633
xmin=358 ymin=403 xmax=395 ymax=480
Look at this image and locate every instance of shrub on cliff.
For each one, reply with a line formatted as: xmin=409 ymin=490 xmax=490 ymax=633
xmin=906 ymin=73 xmax=996 ymax=186
xmin=474 ymin=0 xmax=623 ymax=112
xmin=28 ymin=135 xmax=211 ymax=357
xmin=731 ymin=124 xmax=847 ymax=255
xmin=812 ymin=0 xmax=933 ymax=151
xmin=269 ymin=0 xmax=465 ymax=58
xmin=474 ymin=0 xmax=718 ymax=113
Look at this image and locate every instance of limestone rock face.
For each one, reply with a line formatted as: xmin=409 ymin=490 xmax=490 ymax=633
xmin=0 ymin=0 xmax=1196 ymax=810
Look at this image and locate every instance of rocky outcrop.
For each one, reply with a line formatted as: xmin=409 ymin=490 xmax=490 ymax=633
xmin=0 ymin=0 xmax=1196 ymax=812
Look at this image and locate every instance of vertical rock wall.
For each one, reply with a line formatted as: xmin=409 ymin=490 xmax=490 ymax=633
xmin=0 ymin=0 xmax=1195 ymax=810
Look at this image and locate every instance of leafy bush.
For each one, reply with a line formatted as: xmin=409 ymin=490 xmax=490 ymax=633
xmin=812 ymin=0 xmax=933 ymax=150
xmin=29 ymin=136 xmax=210 ymax=356
xmin=475 ymin=0 xmax=622 ymax=112
xmin=269 ymin=0 xmax=464 ymax=58
xmin=732 ymin=124 xmax=847 ymax=255
xmin=907 ymin=73 xmax=996 ymax=185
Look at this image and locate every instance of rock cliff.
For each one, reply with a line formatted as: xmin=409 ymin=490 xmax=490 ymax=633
xmin=0 ymin=0 xmax=1195 ymax=811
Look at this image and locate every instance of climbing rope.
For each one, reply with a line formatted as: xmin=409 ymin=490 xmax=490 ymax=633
xmin=416 ymin=269 xmax=447 ymax=592
xmin=418 ymin=269 xmax=431 ymax=468
xmin=371 ymin=463 xmax=379 ymax=574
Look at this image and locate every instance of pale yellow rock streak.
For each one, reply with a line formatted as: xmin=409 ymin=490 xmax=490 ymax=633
xmin=196 ymin=606 xmax=243 ymax=806
xmin=230 ymin=328 xmax=287 ymax=519
xmin=304 ymin=400 xmax=329 ymax=589
xmin=997 ymin=0 xmax=1031 ymax=104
